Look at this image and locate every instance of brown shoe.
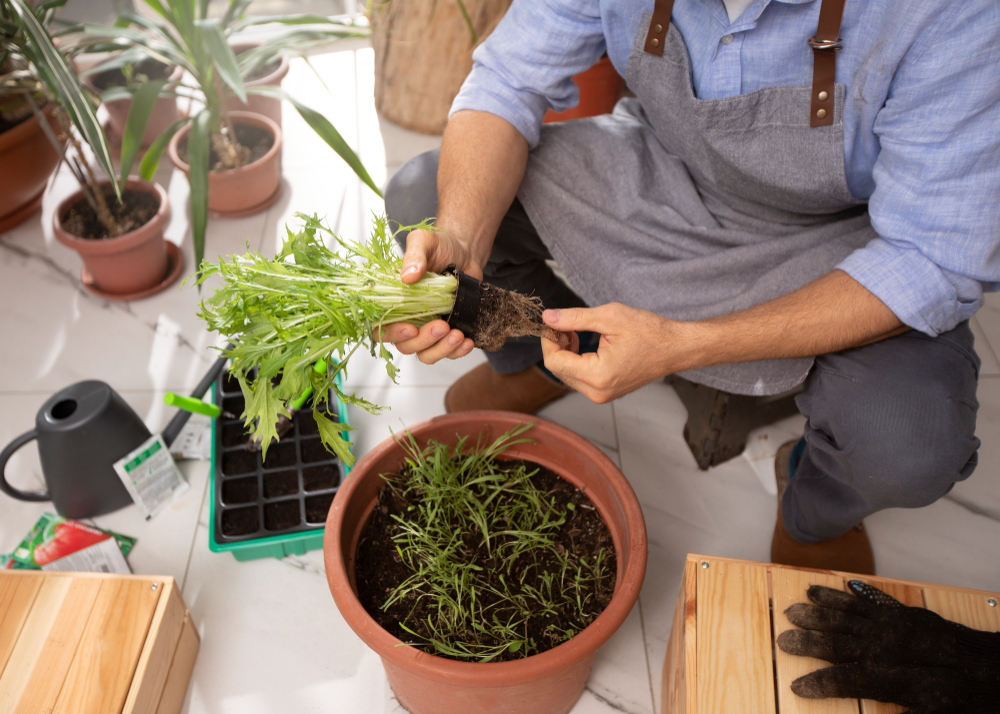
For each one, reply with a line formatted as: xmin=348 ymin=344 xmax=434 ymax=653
xmin=771 ymin=439 xmax=876 ymax=575
xmin=445 ymin=362 xmax=570 ymax=414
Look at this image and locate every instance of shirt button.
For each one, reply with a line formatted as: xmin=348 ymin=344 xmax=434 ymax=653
xmin=721 ymin=34 xmax=734 ymax=45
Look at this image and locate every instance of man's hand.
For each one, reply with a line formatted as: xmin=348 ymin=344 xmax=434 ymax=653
xmin=539 ymin=303 xmax=694 ymax=403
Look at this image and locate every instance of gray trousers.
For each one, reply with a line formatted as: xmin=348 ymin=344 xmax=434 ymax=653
xmin=385 ymin=149 xmax=982 ymax=543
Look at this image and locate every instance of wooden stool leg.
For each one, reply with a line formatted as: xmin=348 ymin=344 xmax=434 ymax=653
xmin=666 ymin=376 xmax=802 ymax=470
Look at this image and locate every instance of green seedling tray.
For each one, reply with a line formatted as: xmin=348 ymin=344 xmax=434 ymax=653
xmin=208 ymin=367 xmax=351 ymax=561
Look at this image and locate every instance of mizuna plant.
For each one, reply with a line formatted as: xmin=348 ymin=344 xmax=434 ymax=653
xmin=195 ymin=214 xmax=562 ymax=464
xmin=66 ymin=0 xmax=380 ymax=267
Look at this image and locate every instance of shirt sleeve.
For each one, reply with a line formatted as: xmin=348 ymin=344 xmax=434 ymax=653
xmin=836 ymin=0 xmax=1000 ymax=336
xmin=449 ymin=0 xmax=607 ymax=148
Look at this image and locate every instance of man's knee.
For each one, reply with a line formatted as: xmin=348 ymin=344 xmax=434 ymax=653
xmin=801 ymin=365 xmax=980 ymax=510
xmin=384 ymin=149 xmax=440 ymax=249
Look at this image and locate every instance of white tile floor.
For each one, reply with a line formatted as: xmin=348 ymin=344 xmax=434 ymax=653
xmin=2 ymin=42 xmax=999 ymax=714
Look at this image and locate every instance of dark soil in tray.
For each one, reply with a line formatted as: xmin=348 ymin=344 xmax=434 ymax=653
xmin=265 ymin=499 xmax=301 ymax=531
xmin=60 ymin=187 xmax=160 ymax=239
xmin=222 ymin=505 xmax=259 ymax=536
xmin=222 ymin=422 xmax=247 ymax=448
xmin=262 ymin=442 xmax=296 ymax=469
xmin=222 ymin=449 xmax=257 ymax=476
xmin=243 ymin=58 xmax=281 ymax=83
xmin=222 ymin=395 xmax=245 ymax=417
xmin=305 ymin=493 xmax=334 ymax=523
xmin=302 ymin=464 xmax=339 ymax=492
xmin=222 ymin=476 xmax=258 ymax=504
xmin=301 ymin=438 xmax=332 ymax=463
xmin=355 ymin=460 xmax=617 ymax=662
xmin=263 ymin=469 xmax=298 ymax=499
xmin=91 ymin=58 xmax=173 ymax=90
xmin=178 ymin=123 xmax=274 ymax=172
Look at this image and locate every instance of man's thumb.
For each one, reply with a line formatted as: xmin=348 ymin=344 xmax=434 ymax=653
xmin=401 ymin=230 xmax=435 ymax=284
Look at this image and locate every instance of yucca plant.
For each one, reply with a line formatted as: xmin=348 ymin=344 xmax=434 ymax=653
xmin=0 ymin=0 xmax=146 ymax=235
xmin=65 ymin=0 xmax=381 ymax=268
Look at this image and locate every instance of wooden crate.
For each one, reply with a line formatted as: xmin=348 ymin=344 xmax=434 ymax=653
xmin=0 ymin=570 xmax=199 ymax=714
xmin=662 ymin=554 xmax=1000 ymax=714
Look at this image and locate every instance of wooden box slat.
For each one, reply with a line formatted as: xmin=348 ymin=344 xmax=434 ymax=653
xmin=0 ymin=571 xmax=199 ymax=714
xmin=662 ymin=555 xmax=1000 ymax=714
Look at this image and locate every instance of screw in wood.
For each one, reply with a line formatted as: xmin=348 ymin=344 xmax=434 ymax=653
xmin=151 ymin=583 xmax=159 ymax=591
xmin=701 ymin=561 xmax=709 ymax=569
xmin=989 ymin=598 xmax=997 ymax=607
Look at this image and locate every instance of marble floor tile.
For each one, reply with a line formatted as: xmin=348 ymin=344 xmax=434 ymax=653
xmin=974 ymin=293 xmax=1000 ymax=362
xmin=970 ymin=315 xmax=1000 ymax=376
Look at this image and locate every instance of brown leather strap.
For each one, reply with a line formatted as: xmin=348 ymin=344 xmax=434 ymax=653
xmin=643 ymin=0 xmax=675 ymax=56
xmin=809 ymin=0 xmax=846 ymax=127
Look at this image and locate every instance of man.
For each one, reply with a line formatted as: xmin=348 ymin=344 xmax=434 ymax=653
xmin=380 ymin=0 xmax=999 ymax=575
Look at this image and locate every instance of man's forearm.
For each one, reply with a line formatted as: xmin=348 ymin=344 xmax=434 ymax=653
xmin=437 ymin=110 xmax=528 ymax=267
xmin=675 ymin=270 xmax=908 ymax=371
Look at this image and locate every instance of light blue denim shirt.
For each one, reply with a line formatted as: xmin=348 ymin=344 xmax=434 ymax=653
xmin=450 ymin=0 xmax=1000 ymax=337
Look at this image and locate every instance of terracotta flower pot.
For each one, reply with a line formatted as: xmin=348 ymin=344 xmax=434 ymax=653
xmin=53 ymin=178 xmax=175 ymax=298
xmin=0 ymin=110 xmax=61 ymax=233
xmin=324 ymin=411 xmax=647 ymax=714
xmin=83 ymin=60 xmax=184 ymax=148
xmin=167 ymin=111 xmax=283 ymax=217
xmin=226 ymin=42 xmax=290 ymax=128
xmin=544 ymin=57 xmax=624 ymax=124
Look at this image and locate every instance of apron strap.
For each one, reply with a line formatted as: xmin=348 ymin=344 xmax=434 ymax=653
xmin=808 ymin=0 xmax=846 ymax=127
xmin=643 ymin=0 xmax=675 ymax=56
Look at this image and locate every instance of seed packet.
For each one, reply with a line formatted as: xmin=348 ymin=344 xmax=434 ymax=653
xmin=11 ymin=513 xmax=136 ymax=573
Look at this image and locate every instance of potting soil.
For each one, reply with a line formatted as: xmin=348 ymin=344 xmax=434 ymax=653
xmin=356 ymin=460 xmax=617 ymax=662
xmin=471 ymin=282 xmax=565 ymax=351
xmin=90 ymin=58 xmax=174 ymax=90
xmin=177 ymin=123 xmax=274 ymax=172
xmin=243 ymin=58 xmax=282 ymax=83
xmin=61 ymin=187 xmax=160 ymax=239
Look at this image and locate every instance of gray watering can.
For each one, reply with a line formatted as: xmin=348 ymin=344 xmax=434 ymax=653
xmin=0 ymin=354 xmax=229 ymax=519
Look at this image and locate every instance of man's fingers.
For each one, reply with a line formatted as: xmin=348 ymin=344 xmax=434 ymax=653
xmin=543 ymin=304 xmax=619 ymax=335
xmin=784 ymin=603 xmax=857 ymax=634
xmin=776 ymin=629 xmax=862 ymax=664
xmin=415 ymin=328 xmax=469 ymax=364
xmin=376 ymin=322 xmax=419 ymax=343
xmin=393 ymin=320 xmax=452 ymax=355
xmin=807 ymin=585 xmax=874 ymax=616
xmin=401 ymin=230 xmax=437 ymax=284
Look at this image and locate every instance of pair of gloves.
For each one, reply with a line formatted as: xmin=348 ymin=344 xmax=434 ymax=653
xmin=779 ymin=580 xmax=1000 ymax=714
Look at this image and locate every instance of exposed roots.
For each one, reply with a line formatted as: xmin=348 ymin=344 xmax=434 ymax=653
xmin=470 ymin=283 xmax=564 ymax=351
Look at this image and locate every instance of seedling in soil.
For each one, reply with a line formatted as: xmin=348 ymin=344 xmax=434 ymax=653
xmin=195 ymin=214 xmax=565 ymax=466
xmin=354 ymin=424 xmax=617 ymax=663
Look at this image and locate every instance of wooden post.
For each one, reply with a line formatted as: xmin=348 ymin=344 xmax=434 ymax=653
xmin=371 ymin=0 xmax=512 ymax=135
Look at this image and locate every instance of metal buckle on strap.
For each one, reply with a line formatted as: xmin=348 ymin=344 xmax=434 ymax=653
xmin=808 ymin=36 xmax=843 ymax=51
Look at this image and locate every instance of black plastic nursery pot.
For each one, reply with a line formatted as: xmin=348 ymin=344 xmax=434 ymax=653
xmin=445 ymin=269 xmax=482 ymax=335
xmin=209 ymin=369 xmax=350 ymax=561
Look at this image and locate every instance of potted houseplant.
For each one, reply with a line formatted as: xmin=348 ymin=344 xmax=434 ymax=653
xmin=324 ymin=412 xmax=647 ymax=714
xmin=1 ymin=0 xmax=178 ymax=298
xmin=68 ymin=0 xmax=379 ymax=269
xmin=0 ymin=0 xmax=65 ymax=232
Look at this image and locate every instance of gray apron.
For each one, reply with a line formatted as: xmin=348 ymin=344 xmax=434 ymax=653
xmin=517 ymin=5 xmax=875 ymax=396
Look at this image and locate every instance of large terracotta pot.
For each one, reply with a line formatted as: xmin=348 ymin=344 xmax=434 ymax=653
xmin=0 ymin=110 xmax=60 ymax=233
xmin=53 ymin=178 xmax=174 ymax=297
xmin=167 ymin=111 xmax=282 ymax=217
xmin=325 ymin=411 xmax=647 ymax=714
xmin=226 ymin=42 xmax=289 ymax=128
xmin=544 ymin=57 xmax=625 ymax=124
xmin=83 ymin=61 xmax=184 ymax=148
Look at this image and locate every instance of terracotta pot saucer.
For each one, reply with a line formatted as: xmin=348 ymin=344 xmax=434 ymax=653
xmin=81 ymin=239 xmax=183 ymax=301
xmin=210 ymin=181 xmax=282 ymax=218
xmin=0 ymin=188 xmax=45 ymax=235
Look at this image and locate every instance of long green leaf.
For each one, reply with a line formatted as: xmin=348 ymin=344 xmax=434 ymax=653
xmin=119 ymin=78 xmax=166 ymax=191
xmin=231 ymin=14 xmax=366 ymax=31
xmin=9 ymin=0 xmax=119 ymax=197
xmin=187 ymin=109 xmax=211 ymax=271
xmin=139 ymin=117 xmax=186 ymax=180
xmin=249 ymin=85 xmax=382 ymax=198
xmin=221 ymin=0 xmax=254 ymax=29
xmin=196 ymin=17 xmax=245 ymax=103
xmin=140 ymin=0 xmax=175 ymax=24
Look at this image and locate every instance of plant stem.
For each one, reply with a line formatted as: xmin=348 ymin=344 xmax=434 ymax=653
xmin=55 ymin=106 xmax=120 ymax=236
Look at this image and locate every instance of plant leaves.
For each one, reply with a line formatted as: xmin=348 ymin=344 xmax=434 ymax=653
xmin=196 ymin=17 xmax=246 ymax=103
xmin=8 ymin=0 xmax=119 ymax=196
xmin=248 ymin=85 xmax=382 ymax=198
xmin=119 ymin=78 xmax=166 ymax=191
xmin=313 ymin=408 xmax=355 ymax=467
xmin=187 ymin=109 xmax=211 ymax=271
xmin=139 ymin=117 xmax=186 ymax=179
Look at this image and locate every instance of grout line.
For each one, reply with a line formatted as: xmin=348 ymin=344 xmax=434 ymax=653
xmin=637 ymin=597 xmax=658 ymax=714
xmin=180 ymin=473 xmax=212 ymax=593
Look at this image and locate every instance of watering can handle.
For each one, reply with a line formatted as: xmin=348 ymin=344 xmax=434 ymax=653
xmin=0 ymin=429 xmax=50 ymax=502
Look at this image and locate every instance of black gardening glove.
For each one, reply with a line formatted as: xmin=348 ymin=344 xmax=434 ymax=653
xmin=776 ymin=580 xmax=1000 ymax=714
